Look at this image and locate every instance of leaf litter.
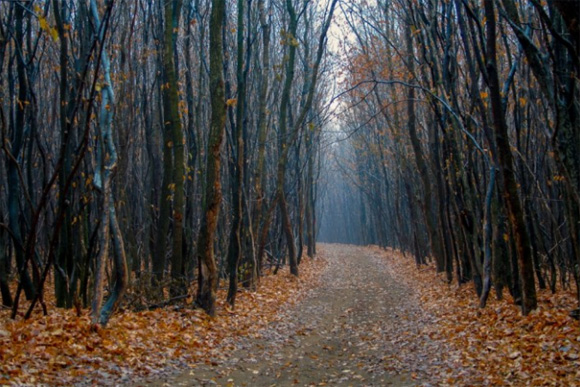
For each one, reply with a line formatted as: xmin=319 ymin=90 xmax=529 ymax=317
xmin=153 ymin=244 xmax=580 ymax=386
xmin=0 ymin=256 xmax=325 ymax=386
xmin=2 ymin=244 xmax=579 ymax=386
xmin=372 ymin=245 xmax=580 ymax=386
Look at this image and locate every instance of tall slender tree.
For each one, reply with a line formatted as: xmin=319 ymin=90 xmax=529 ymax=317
xmin=196 ymin=0 xmax=226 ymax=316
xmin=483 ymin=0 xmax=536 ymax=315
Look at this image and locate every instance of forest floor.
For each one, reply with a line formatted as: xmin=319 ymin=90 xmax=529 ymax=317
xmin=2 ymin=244 xmax=580 ymax=386
xmin=143 ymin=244 xmax=580 ymax=387
xmin=143 ymin=244 xmax=421 ymax=386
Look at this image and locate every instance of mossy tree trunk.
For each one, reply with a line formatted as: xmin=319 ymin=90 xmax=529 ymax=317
xmin=196 ymin=0 xmax=226 ymax=316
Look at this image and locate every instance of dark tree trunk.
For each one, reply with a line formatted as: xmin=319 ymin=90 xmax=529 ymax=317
xmin=161 ymin=0 xmax=186 ymax=298
xmin=196 ymin=0 xmax=226 ymax=316
xmin=484 ymin=0 xmax=537 ymax=315
xmin=227 ymin=0 xmax=248 ymax=307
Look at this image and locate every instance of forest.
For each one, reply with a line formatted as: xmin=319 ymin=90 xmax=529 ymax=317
xmin=319 ymin=0 xmax=580 ymax=315
xmin=0 ymin=0 xmax=579 ymax=384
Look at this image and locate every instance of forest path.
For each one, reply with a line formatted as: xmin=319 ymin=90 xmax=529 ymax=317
xmin=146 ymin=244 xmax=429 ymax=386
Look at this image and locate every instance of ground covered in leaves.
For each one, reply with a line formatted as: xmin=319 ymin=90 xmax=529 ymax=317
xmin=2 ymin=244 xmax=579 ymax=386
xmin=379 ymin=246 xmax=580 ymax=385
xmin=0 ymin=257 xmax=324 ymax=385
xmin=148 ymin=244 xmax=580 ymax=386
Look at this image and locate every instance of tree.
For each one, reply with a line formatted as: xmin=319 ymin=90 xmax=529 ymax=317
xmin=226 ymin=0 xmax=248 ymax=308
xmin=483 ymin=0 xmax=536 ymax=314
xmin=89 ymin=0 xmax=129 ymax=328
xmin=196 ymin=0 xmax=226 ymax=316
xmin=162 ymin=0 xmax=186 ymax=298
xmin=325 ymin=0 xmax=569 ymax=315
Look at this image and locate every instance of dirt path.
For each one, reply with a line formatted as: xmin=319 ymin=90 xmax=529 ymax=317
xmin=144 ymin=244 xmax=430 ymax=386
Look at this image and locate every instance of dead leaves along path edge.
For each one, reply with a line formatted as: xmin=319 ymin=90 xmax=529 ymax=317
xmin=145 ymin=243 xmax=580 ymax=386
xmin=145 ymin=244 xmax=430 ymax=386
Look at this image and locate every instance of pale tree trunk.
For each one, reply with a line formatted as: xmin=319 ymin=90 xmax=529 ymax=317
xmin=89 ymin=0 xmax=129 ymax=328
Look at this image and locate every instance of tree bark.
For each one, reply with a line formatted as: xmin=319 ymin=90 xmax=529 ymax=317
xmin=196 ymin=0 xmax=226 ymax=316
xmin=484 ymin=0 xmax=537 ymax=315
xmin=162 ymin=0 xmax=186 ymax=298
xmin=8 ymin=2 xmax=35 ymax=301
xmin=227 ymin=0 xmax=247 ymax=307
xmin=404 ymin=24 xmax=445 ymax=272
xmin=253 ymin=0 xmax=271 ymax=278
xmin=89 ymin=0 xmax=128 ymax=328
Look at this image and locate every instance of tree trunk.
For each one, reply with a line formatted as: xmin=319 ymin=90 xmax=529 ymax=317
xmin=53 ymin=0 xmax=77 ymax=308
xmin=227 ymin=0 xmax=247 ymax=307
xmin=196 ymin=0 xmax=226 ymax=316
xmin=162 ymin=0 xmax=186 ymax=298
xmin=274 ymin=0 xmax=300 ymax=277
xmin=404 ymin=24 xmax=445 ymax=272
xmin=253 ymin=0 xmax=271 ymax=279
xmin=484 ymin=0 xmax=537 ymax=315
xmin=8 ymin=3 xmax=34 ymax=301
xmin=89 ymin=0 xmax=128 ymax=327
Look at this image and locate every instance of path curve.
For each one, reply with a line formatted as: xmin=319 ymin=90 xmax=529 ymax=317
xmin=145 ymin=244 xmax=428 ymax=386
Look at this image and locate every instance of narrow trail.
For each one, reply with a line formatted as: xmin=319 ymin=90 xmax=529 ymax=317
xmin=146 ymin=244 xmax=433 ymax=386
